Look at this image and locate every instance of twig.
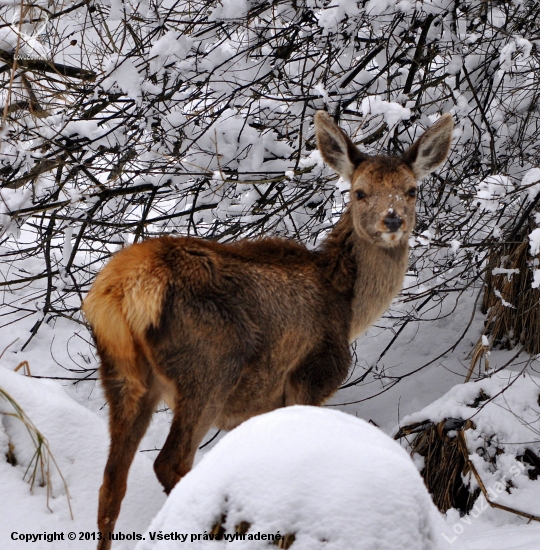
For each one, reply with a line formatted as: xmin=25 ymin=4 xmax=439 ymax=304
xmin=457 ymin=430 xmax=540 ymax=523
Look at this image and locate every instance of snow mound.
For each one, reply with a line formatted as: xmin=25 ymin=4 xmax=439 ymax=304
xmin=137 ymin=406 xmax=444 ymax=550
xmin=0 ymin=367 xmax=165 ymax=549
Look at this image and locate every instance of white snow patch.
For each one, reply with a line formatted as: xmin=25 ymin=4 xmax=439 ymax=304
xmin=494 ymin=289 xmax=515 ymax=308
xmin=209 ymin=0 xmax=251 ymax=21
xmin=523 ymin=167 xmax=540 ymax=200
xmin=475 ymin=175 xmax=514 ymax=212
xmin=312 ymin=83 xmax=329 ymax=103
xmin=492 ymin=268 xmax=519 ymax=280
xmin=316 ymin=1 xmax=361 ymax=34
xmin=450 ymin=239 xmax=461 ymax=253
xmin=212 ymin=170 xmax=226 ymax=181
xmin=150 ymin=32 xmax=192 ymax=59
xmin=417 ymin=230 xmax=433 ymax=246
xmin=0 ymin=367 xmax=165 ymax=549
xmin=102 ymin=56 xmax=144 ymax=101
xmin=361 ymin=96 xmax=411 ymax=127
xmin=532 ymin=269 xmax=540 ymax=289
xmin=299 ymin=149 xmax=324 ymax=170
xmin=529 ymin=228 xmax=540 ymax=256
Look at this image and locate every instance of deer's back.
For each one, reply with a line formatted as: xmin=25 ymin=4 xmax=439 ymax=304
xmin=150 ymin=235 xmax=351 ymax=354
xmin=151 ymin=235 xmax=341 ymax=327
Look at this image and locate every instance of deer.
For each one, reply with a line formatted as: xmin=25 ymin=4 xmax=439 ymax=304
xmin=82 ymin=110 xmax=453 ymax=549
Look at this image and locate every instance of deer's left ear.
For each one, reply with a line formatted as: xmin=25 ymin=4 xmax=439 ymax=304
xmin=403 ymin=113 xmax=454 ymax=180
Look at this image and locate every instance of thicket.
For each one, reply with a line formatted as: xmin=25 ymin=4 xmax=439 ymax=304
xmin=1 ymin=0 xmax=540 ymax=390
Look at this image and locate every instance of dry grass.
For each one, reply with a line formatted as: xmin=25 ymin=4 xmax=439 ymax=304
xmin=209 ymin=515 xmax=295 ymax=548
xmin=396 ymin=402 xmax=540 ymax=522
xmin=395 ymin=419 xmax=479 ymax=514
xmin=0 ymin=385 xmax=73 ymax=518
xmin=472 ymin=234 xmax=540 ymax=379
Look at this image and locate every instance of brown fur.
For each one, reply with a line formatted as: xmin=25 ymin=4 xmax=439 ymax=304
xmin=83 ymin=111 xmax=453 ymax=549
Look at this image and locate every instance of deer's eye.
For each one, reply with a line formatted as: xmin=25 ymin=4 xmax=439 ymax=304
xmin=407 ymin=188 xmax=417 ymax=198
xmin=355 ymin=190 xmax=367 ymax=200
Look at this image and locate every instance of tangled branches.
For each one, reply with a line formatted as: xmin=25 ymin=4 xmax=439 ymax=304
xmin=1 ymin=0 xmax=539 ymax=385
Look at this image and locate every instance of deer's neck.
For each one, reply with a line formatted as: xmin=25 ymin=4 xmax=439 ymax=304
xmin=318 ymin=208 xmax=409 ymax=343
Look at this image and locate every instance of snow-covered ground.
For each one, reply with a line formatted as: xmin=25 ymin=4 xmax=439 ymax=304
xmin=0 ymin=366 xmax=165 ymax=550
xmin=1 ymin=287 xmax=540 ymax=549
xmin=0 ymin=220 xmax=538 ymax=548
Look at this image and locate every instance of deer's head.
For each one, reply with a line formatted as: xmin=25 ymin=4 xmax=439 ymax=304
xmin=315 ymin=111 xmax=453 ymax=248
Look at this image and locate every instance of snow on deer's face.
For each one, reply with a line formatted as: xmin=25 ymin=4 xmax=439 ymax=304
xmin=350 ymin=156 xmax=417 ymax=247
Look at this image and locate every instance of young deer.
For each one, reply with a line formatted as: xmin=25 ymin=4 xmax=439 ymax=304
xmin=83 ymin=111 xmax=453 ymax=549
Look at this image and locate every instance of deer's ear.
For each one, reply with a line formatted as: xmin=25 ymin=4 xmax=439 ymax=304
xmin=315 ymin=111 xmax=368 ymax=182
xmin=403 ymin=113 xmax=454 ymax=180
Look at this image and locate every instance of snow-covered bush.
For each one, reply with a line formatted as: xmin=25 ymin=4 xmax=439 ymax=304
xmin=397 ymin=372 xmax=540 ymax=521
xmin=136 ymin=406 xmax=445 ymax=550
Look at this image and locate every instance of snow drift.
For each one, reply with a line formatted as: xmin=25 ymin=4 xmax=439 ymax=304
xmin=0 ymin=367 xmax=165 ymax=550
xmin=398 ymin=372 xmax=540 ymax=521
xmin=136 ymin=406 xmax=444 ymax=550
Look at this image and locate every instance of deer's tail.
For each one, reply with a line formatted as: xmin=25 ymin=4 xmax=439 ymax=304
xmin=82 ymin=240 xmax=169 ymax=414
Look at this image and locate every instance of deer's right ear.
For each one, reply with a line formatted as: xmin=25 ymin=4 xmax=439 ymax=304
xmin=315 ymin=111 xmax=368 ymax=182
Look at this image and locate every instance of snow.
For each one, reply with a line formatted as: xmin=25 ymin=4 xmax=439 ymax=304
xmin=476 ymin=175 xmax=514 ymax=212
xmin=361 ymin=95 xmax=411 ymax=127
xmin=316 ymin=0 xmax=361 ymax=34
xmin=491 ymin=268 xmax=519 ymax=279
xmin=184 ymin=109 xmax=293 ymax=174
xmin=528 ymin=228 xmax=540 ymax=256
xmin=149 ymin=32 xmax=192 ymax=73
xmin=416 ymin=229 xmax=433 ymax=246
xmin=150 ymin=32 xmax=192 ymax=60
xmin=532 ymin=269 xmax=540 ymax=289
xmin=494 ymin=289 xmax=515 ymax=308
xmin=312 ymin=83 xmax=329 ymax=104
xmin=136 ymin=406 xmax=444 ymax=550
xmin=455 ymin=524 xmax=540 ymax=550
xmin=515 ymin=37 xmax=533 ymax=59
xmin=102 ymin=56 xmax=145 ymax=102
xmin=209 ymin=0 xmax=251 ymax=21
xmin=522 ymin=168 xmax=540 ymax=199
xmin=499 ymin=41 xmax=518 ymax=72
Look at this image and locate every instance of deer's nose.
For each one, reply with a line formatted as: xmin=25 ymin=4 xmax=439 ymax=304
xmin=384 ymin=213 xmax=403 ymax=232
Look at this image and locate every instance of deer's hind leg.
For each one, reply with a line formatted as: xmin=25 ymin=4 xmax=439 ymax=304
xmin=153 ymin=392 xmax=220 ymax=494
xmin=284 ymin=338 xmax=351 ymax=407
xmin=97 ymin=353 xmax=160 ymax=550
xmin=151 ymin=351 xmax=245 ymax=494
xmin=149 ymin=296 xmax=258 ymax=494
